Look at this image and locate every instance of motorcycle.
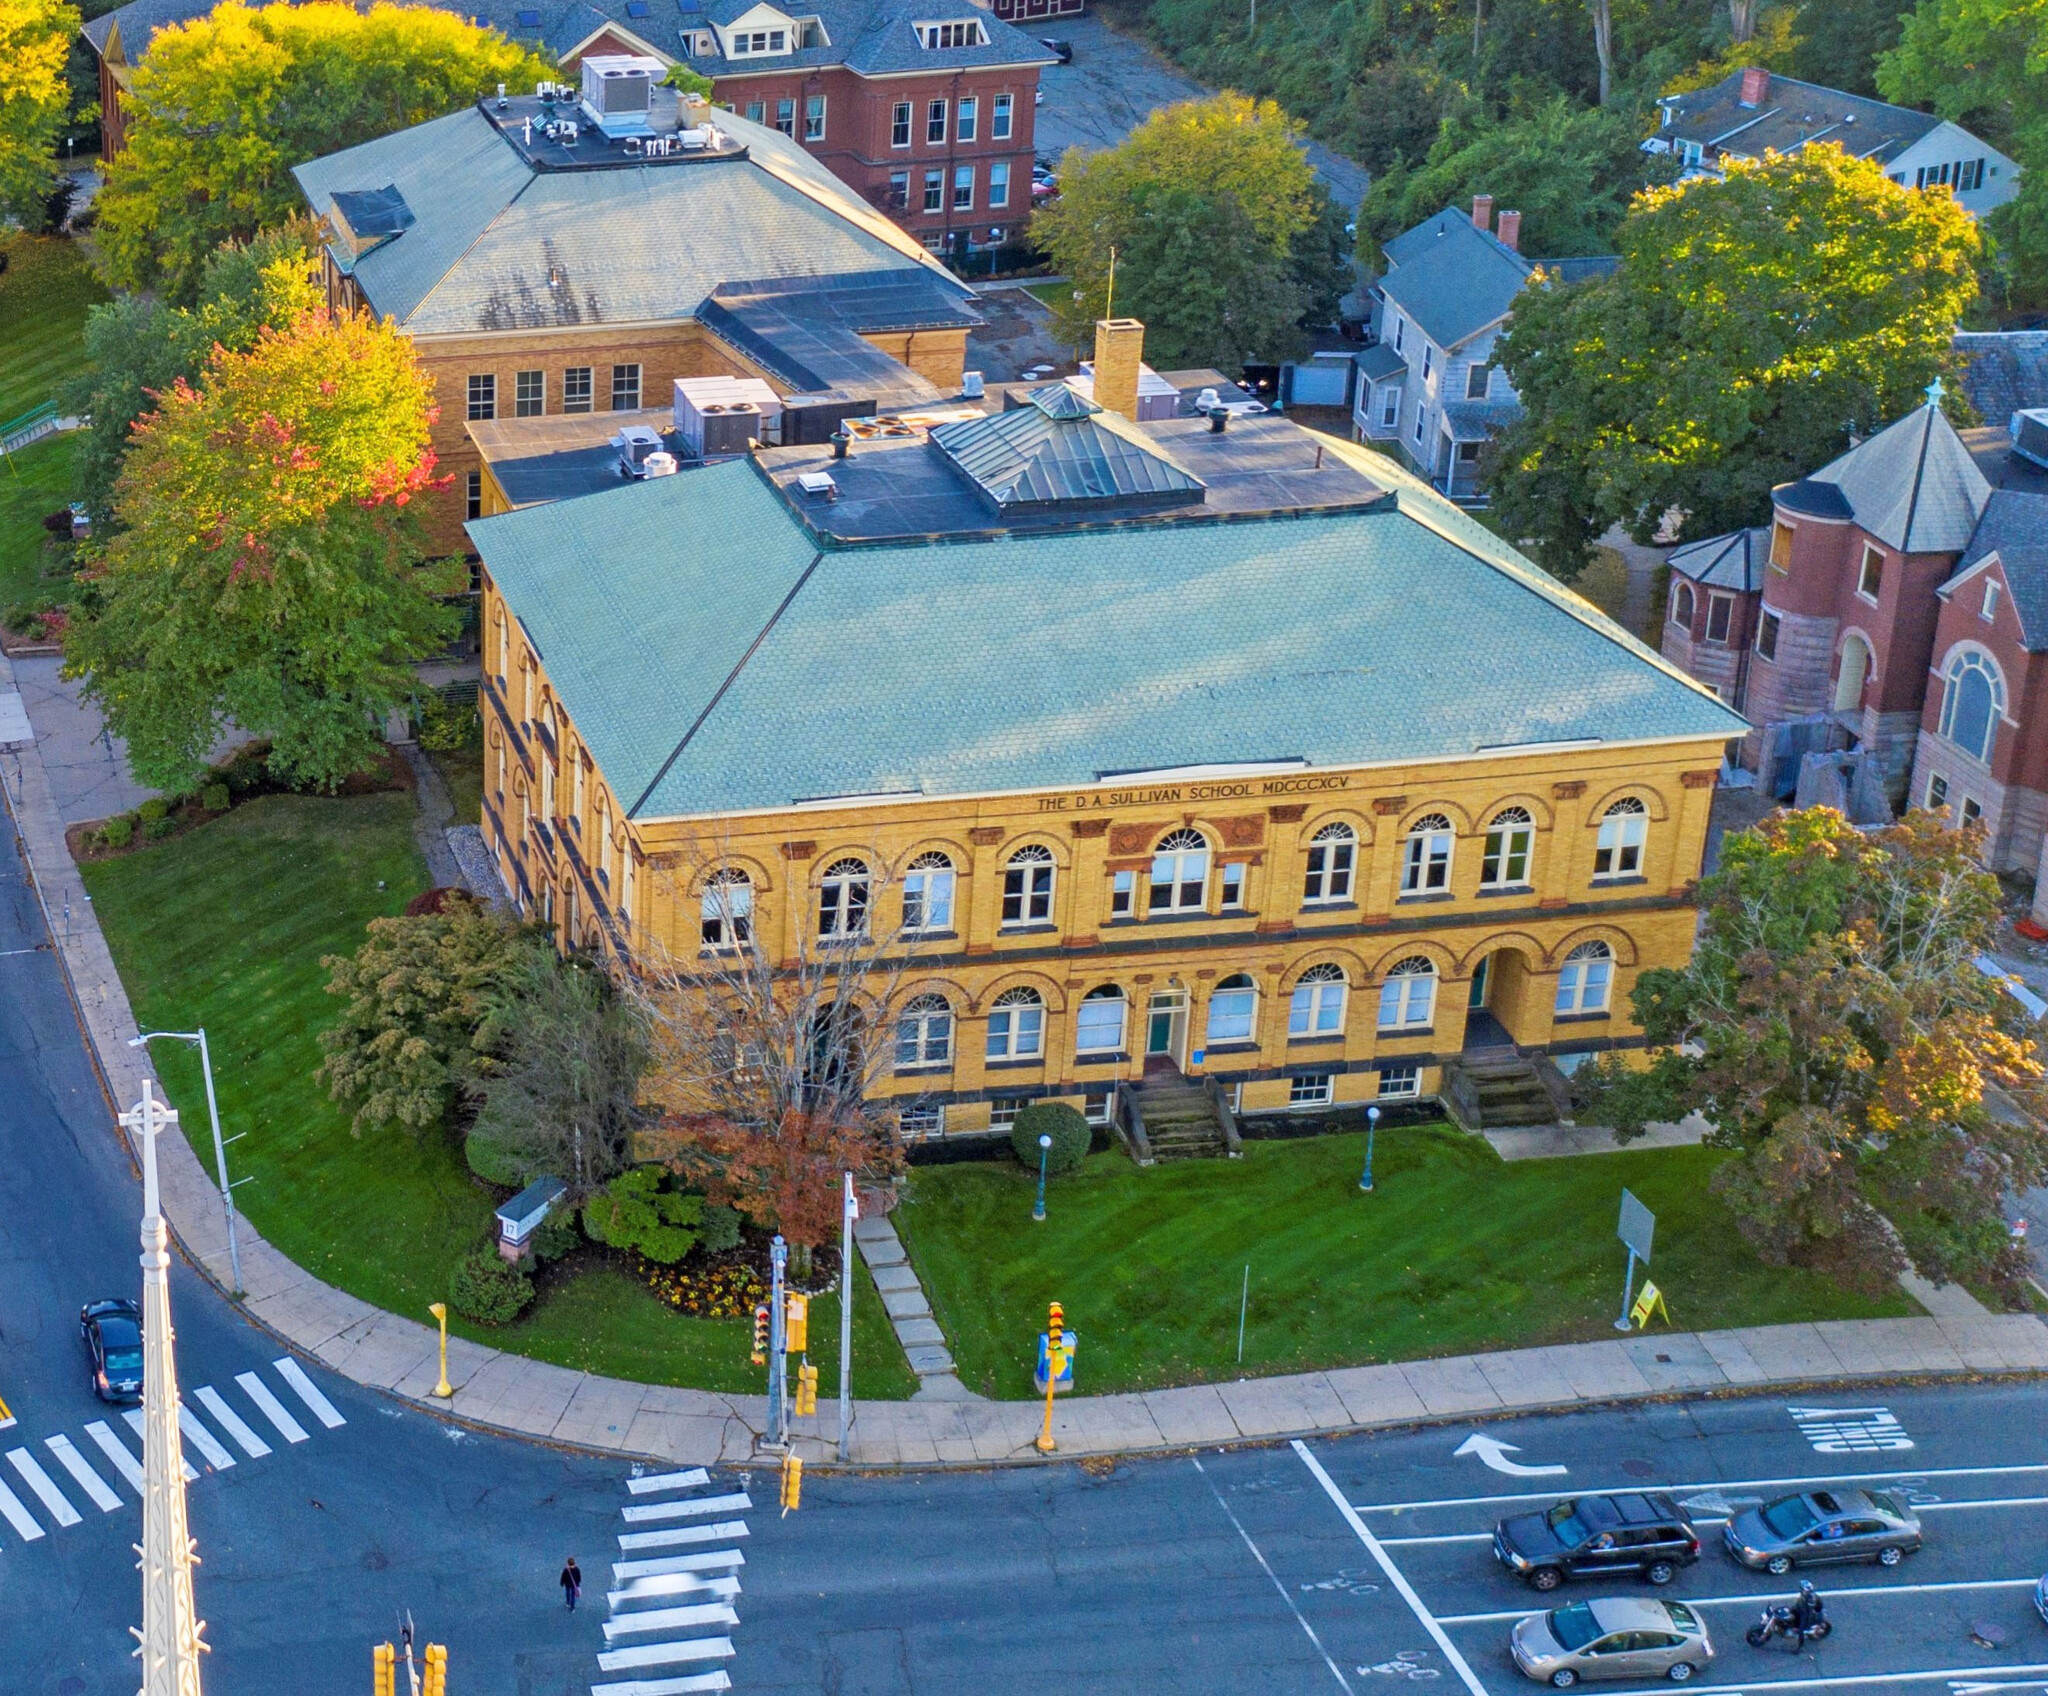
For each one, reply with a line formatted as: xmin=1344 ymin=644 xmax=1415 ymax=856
xmin=1746 ymin=1600 xmax=1831 ymax=1649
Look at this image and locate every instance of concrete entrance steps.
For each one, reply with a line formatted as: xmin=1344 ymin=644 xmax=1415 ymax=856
xmin=1132 ymin=1074 xmax=1229 ymax=1160
xmin=1459 ymin=1054 xmax=1558 ymax=1128
xmin=851 ymin=1213 xmax=985 ymax=1404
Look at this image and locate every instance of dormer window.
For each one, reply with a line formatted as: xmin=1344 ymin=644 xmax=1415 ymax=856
xmin=919 ymin=18 xmax=986 ymax=47
xmin=730 ymin=26 xmax=789 ymax=54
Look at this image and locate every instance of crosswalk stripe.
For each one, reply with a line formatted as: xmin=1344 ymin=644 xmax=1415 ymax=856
xmin=84 ymin=1422 xmax=145 ymax=1495
xmin=236 ymin=1372 xmax=309 ymax=1444
xmin=609 ymin=1575 xmax=741 ymax=1610
xmin=176 ymin=1406 xmax=235 ymax=1471
xmin=621 ymin=1492 xmax=748 ymax=1524
xmin=0 ymin=1476 xmax=45 ymax=1540
xmin=596 ymin=1637 xmax=734 ymax=1673
xmin=603 ymin=1604 xmax=739 ymax=1641
xmin=627 ymin=1469 xmax=710 ymax=1496
xmin=273 ymin=1358 xmax=346 ymax=1429
xmin=590 ymin=1674 xmax=732 ymax=1696
xmin=121 ymin=1409 xmax=199 ymax=1480
xmin=194 ymin=1386 xmax=271 ymax=1459
xmin=6 ymin=1449 xmax=81 ymax=1526
xmin=612 ymin=1551 xmax=746 ymax=1583
xmin=44 ymin=1436 xmax=122 ymax=1513
xmin=618 ymin=1521 xmax=749 ymax=1553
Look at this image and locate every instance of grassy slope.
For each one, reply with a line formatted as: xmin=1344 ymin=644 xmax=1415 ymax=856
xmin=898 ymin=1128 xmax=1917 ymax=1399
xmin=0 ymin=433 xmax=80 ymax=608
xmin=84 ymin=792 xmax=916 ymax=1397
xmin=0 ymin=233 xmax=106 ymax=422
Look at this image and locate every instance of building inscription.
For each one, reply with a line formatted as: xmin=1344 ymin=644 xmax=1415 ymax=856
xmin=1035 ymin=773 xmax=1353 ymax=813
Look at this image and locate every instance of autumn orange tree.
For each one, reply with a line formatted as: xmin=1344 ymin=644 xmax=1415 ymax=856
xmin=1598 ymin=808 xmax=2048 ymax=1298
xmin=66 ymin=306 xmax=456 ymax=791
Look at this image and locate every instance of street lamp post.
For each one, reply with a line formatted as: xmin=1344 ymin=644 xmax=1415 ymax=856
xmin=130 ymin=1029 xmax=243 ymax=1297
xmin=1359 ymin=1105 xmax=1381 ymax=1193
xmin=427 ymin=1302 xmax=453 ymax=1399
xmin=1032 ymin=1133 xmax=1052 ymax=1223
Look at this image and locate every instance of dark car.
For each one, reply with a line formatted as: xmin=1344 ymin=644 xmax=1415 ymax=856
xmin=1723 ymin=1488 xmax=1921 ymax=1575
xmin=1040 ymin=36 xmax=1073 ymax=61
xmin=1495 ymin=1493 xmax=1701 ymax=1592
xmin=82 ymin=1298 xmax=143 ymax=1403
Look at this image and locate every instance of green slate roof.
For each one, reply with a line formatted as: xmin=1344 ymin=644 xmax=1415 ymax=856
xmin=471 ymin=448 xmax=1745 ymax=821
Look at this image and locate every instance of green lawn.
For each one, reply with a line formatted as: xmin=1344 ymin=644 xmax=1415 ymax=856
xmin=0 ymin=432 xmax=80 ymax=608
xmin=84 ymin=791 xmax=916 ymax=1398
xmin=0 ymin=233 xmax=106 ymax=422
xmin=1023 ymin=280 xmax=1074 ymax=312
xmin=896 ymin=1129 xmax=1919 ymax=1399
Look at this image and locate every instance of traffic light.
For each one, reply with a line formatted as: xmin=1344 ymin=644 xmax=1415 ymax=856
xmin=1048 ymin=1301 xmax=1064 ymax=1356
xmin=779 ymin=1452 xmax=803 ymax=1514
xmin=373 ymin=1643 xmax=395 ymax=1696
xmin=422 ymin=1644 xmax=447 ymax=1696
xmin=794 ymin=1362 xmax=818 ymax=1416
xmin=784 ymin=1293 xmax=809 ymax=1354
xmin=751 ymin=1303 xmax=770 ymax=1366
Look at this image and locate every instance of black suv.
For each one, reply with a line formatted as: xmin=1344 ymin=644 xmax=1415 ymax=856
xmin=1493 ymin=1492 xmax=1700 ymax=1592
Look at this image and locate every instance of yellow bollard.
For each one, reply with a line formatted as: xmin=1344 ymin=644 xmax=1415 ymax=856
xmin=428 ymin=1302 xmax=453 ymax=1399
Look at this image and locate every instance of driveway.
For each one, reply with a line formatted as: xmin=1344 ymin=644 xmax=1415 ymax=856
xmin=1031 ymin=12 xmax=1370 ymax=214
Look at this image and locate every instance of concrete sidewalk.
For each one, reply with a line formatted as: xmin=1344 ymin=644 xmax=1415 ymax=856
xmin=6 ymin=644 xmax=2047 ymax=1473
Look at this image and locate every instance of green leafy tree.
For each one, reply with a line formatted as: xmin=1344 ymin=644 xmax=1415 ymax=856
xmin=1488 ymin=145 xmax=1979 ymax=576
xmin=317 ymin=897 xmax=533 ymax=1133
xmin=64 ymin=304 xmax=456 ymax=792
xmin=1035 ymin=93 xmax=1323 ymax=367
xmin=1598 ymin=809 xmax=2048 ymax=1297
xmin=96 ymin=0 xmax=550 ymax=301
xmin=582 ymin=1167 xmax=703 ymax=1264
xmin=1792 ymin=0 xmax=1906 ymax=96
xmin=0 ymin=0 xmax=77 ymax=224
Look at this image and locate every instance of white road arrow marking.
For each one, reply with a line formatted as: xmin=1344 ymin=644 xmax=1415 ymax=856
xmin=1453 ymin=1434 xmax=1567 ymax=1477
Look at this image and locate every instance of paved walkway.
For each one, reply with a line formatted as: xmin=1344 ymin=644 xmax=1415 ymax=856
xmin=4 ymin=644 xmax=2045 ymax=1473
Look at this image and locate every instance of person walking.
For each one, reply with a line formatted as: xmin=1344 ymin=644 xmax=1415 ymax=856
xmin=560 ymin=1556 xmax=582 ymax=1612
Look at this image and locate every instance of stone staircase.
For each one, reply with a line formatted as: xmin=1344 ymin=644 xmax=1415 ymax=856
xmin=1456 ymin=1053 xmax=1558 ymax=1128
xmin=1131 ymin=1070 xmax=1231 ymax=1160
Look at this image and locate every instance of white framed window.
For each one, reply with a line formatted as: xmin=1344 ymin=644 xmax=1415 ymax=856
xmin=774 ymin=96 xmax=795 ymax=135
xmin=1150 ymin=828 xmax=1209 ymax=912
xmin=992 ymin=92 xmax=1013 ymax=139
xmin=700 ymin=867 xmax=752 ymax=948
xmin=1303 ymin=822 xmax=1354 ymax=903
xmin=1002 ymin=844 xmax=1055 ymax=926
xmin=891 ymin=101 xmax=911 ymax=146
xmin=1289 ymin=1074 xmax=1333 ymax=1106
xmin=467 ymin=373 xmax=496 ymax=420
xmin=902 ymin=851 xmax=954 ymax=932
xmin=1109 ymin=868 xmax=1135 ymax=917
xmin=745 ymin=99 xmax=765 ymax=123
xmin=1083 ymin=1087 xmax=1112 ymax=1125
xmin=920 ymin=18 xmax=984 ymax=47
xmin=1962 ymin=795 xmax=1984 ymax=825
xmin=1377 ymin=957 xmax=1437 ymax=1031
xmin=1075 ymin=985 xmax=1126 ymax=1054
xmin=1206 ymin=974 xmax=1258 ymax=1044
xmin=1412 ymin=408 xmax=1424 ymax=445
xmin=989 ymin=1097 xmax=1028 ymax=1129
xmin=1857 ymin=544 xmax=1884 ymax=602
xmin=818 ymin=857 xmax=870 ymax=937
xmin=515 ymin=368 xmax=544 ymax=417
xmin=1480 ymin=807 xmax=1533 ymax=888
xmin=1555 ymin=941 xmax=1613 ymax=1015
xmin=955 ymin=95 xmax=976 ymax=141
xmin=1375 ymin=1061 xmax=1419 ymax=1099
xmin=899 ymin=1103 xmax=945 ymax=1139
xmin=923 ymin=170 xmax=943 ymax=212
xmin=989 ymin=160 xmax=1010 ymax=208
xmin=1401 ymin=813 xmax=1453 ymax=894
xmin=987 ymin=987 xmax=1045 ymax=1060
xmin=1391 ymin=314 xmax=1404 ymax=353
xmin=1422 ymin=344 xmax=1434 ymax=385
xmin=1220 ymin=862 xmax=1245 ymax=909
xmin=1983 ymin=579 xmax=2002 ymax=622
xmin=611 ymin=364 xmax=642 ymax=410
xmin=1379 ymin=385 xmax=1400 ymax=428
xmin=563 ymin=366 xmax=593 ymax=413
xmin=895 ymin=994 xmax=953 ymax=1068
xmin=926 ymin=98 xmax=947 ymax=143
xmin=1939 ymin=648 xmax=2005 ymax=763
xmin=952 ymin=164 xmax=974 ymax=211
xmin=1289 ymin=963 xmax=1347 ymax=1038
xmin=1593 ymin=798 xmax=1648 ymax=879
xmin=804 ymin=93 xmax=826 ymax=140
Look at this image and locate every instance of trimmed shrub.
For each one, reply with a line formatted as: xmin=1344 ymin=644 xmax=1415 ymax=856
xmin=137 ymin=797 xmax=169 ymax=823
xmin=1012 ymin=1101 xmax=1091 ymax=1175
xmin=100 ymin=816 xmax=134 ymax=849
xmin=530 ymin=1206 xmax=581 ymax=1263
xmin=448 ymin=1245 xmax=533 ymax=1325
xmin=464 ymin=1121 xmax=528 ymax=1186
xmin=583 ymin=1167 xmax=701 ymax=1264
xmin=696 ymin=1202 xmax=742 ymax=1256
xmin=200 ymin=783 xmax=229 ymax=812
xmin=142 ymin=816 xmax=179 ymax=842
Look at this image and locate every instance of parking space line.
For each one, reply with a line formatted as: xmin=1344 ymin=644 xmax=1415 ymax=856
xmin=1194 ymin=1456 xmax=1357 ymax=1695
xmin=1601 ymin=1661 xmax=2048 ymax=1693
xmin=1353 ymin=1462 xmax=2048 ymax=1516
xmin=1380 ymin=1533 xmax=1497 ymax=1548
xmin=1436 ymin=1575 xmax=2039 ymax=1626
xmin=1293 ymin=1441 xmax=1490 ymax=1696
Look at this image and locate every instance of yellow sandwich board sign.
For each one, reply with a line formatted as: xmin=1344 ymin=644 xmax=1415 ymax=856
xmin=1630 ymin=1280 xmax=1670 ymax=1330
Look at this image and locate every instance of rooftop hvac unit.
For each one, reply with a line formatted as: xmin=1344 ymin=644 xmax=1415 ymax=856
xmin=961 ymin=370 xmax=986 ymax=399
xmin=2013 ymin=408 xmax=2048 ymax=471
xmin=674 ymin=377 xmax=781 ymax=456
xmin=699 ymin=402 xmax=760 ymax=458
xmin=614 ymin=424 xmax=667 ymax=477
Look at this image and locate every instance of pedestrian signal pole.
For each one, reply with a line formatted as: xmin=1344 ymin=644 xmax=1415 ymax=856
xmin=766 ymin=1234 xmax=788 ymax=1446
xmin=837 ymin=1172 xmax=858 ymax=1461
xmin=1035 ymin=1301 xmax=1065 ymax=1454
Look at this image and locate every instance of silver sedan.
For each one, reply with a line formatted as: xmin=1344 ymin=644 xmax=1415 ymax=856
xmin=1724 ymin=1487 xmax=1922 ymax=1575
xmin=1511 ymin=1597 xmax=1713 ymax=1687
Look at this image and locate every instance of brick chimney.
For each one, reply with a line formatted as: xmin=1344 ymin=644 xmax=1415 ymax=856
xmin=1471 ymin=193 xmax=1495 ymax=232
xmin=1738 ymin=65 xmax=1769 ymax=107
xmin=1496 ymin=209 xmax=1522 ymax=252
xmin=1092 ymin=318 xmax=1145 ymax=421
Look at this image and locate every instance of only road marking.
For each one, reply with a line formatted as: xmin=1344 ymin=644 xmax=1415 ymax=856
xmin=1453 ymin=1433 xmax=1567 ymax=1477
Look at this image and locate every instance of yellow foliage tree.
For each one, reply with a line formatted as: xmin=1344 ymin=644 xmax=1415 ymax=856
xmin=0 ymin=0 xmax=79 ymax=222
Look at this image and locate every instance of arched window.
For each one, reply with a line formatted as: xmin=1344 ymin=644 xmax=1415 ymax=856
xmin=1555 ymin=941 xmax=1614 ymax=1015
xmin=818 ymin=858 xmax=870 ymax=937
xmin=1150 ymin=828 xmax=1210 ymax=912
xmin=895 ymin=993 xmax=953 ymax=1069
xmin=1672 ymin=583 xmax=1695 ymax=629
xmin=494 ymin=607 xmax=509 ymax=683
xmin=903 ymin=851 xmax=955 ymax=933
xmin=1939 ymin=649 xmax=2005 ymax=763
xmin=1075 ymin=984 xmax=1126 ymax=1054
xmin=1481 ymin=806 xmax=1534 ymax=888
xmin=986 ymin=986 xmax=1045 ymax=1060
xmin=1593 ymin=798 xmax=1648 ymax=879
xmin=1289 ymin=963 xmax=1348 ymax=1038
xmin=1206 ymin=973 xmax=1258 ymax=1043
xmin=1002 ymin=844 xmax=1055 ymax=927
xmin=1303 ymin=823 xmax=1355 ymax=903
xmin=700 ymin=867 xmax=753 ymax=947
xmin=1377 ymin=957 xmax=1436 ymax=1031
xmin=1401 ymin=814 xmax=1454 ymax=894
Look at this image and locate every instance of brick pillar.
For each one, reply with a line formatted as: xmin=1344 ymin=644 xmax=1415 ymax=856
xmin=1092 ymin=318 xmax=1145 ymax=420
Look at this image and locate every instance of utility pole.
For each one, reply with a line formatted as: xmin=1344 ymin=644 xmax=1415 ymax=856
xmin=837 ymin=1174 xmax=857 ymax=1461
xmin=766 ymin=1235 xmax=788 ymax=1447
xmin=122 ymin=1079 xmax=207 ymax=1696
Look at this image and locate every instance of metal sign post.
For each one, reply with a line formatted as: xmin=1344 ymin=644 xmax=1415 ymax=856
xmin=837 ymin=1174 xmax=857 ymax=1462
xmin=1615 ymin=1189 xmax=1656 ymax=1332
